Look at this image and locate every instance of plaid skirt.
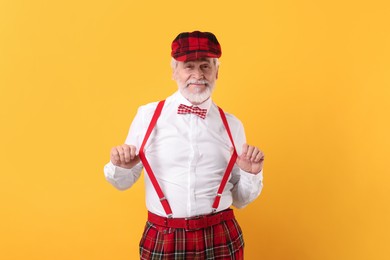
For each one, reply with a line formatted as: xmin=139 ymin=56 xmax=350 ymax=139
xmin=139 ymin=216 xmax=244 ymax=260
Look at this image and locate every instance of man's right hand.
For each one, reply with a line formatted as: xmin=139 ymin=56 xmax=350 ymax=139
xmin=110 ymin=144 xmax=140 ymax=169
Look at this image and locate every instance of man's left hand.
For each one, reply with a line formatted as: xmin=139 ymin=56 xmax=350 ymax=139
xmin=234 ymin=143 xmax=265 ymax=174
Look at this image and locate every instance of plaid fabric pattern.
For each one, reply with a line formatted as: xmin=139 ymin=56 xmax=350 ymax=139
xmin=171 ymin=31 xmax=222 ymax=62
xmin=139 ymin=218 xmax=244 ymax=260
xmin=177 ymin=104 xmax=208 ymax=119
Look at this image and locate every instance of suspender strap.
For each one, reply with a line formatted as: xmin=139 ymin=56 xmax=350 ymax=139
xmin=212 ymin=107 xmax=238 ymax=212
xmin=139 ymin=101 xmax=238 ymax=217
xmin=138 ymin=100 xmax=173 ymax=218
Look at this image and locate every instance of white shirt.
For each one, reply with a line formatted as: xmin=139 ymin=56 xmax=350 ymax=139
xmin=104 ymin=91 xmax=263 ymax=218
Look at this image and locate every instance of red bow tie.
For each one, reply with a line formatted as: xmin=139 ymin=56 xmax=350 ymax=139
xmin=177 ymin=104 xmax=207 ymax=119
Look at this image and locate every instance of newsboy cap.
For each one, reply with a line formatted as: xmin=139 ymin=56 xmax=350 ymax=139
xmin=171 ymin=31 xmax=222 ymax=61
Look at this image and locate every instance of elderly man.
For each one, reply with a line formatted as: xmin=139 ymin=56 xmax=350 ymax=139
xmin=104 ymin=31 xmax=264 ymax=259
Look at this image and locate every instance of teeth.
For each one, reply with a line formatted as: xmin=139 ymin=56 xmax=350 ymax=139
xmin=186 ymin=80 xmax=209 ymax=88
xmin=189 ymin=81 xmax=207 ymax=84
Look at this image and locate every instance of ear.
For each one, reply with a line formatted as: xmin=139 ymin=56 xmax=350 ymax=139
xmin=216 ymin=67 xmax=219 ymax=80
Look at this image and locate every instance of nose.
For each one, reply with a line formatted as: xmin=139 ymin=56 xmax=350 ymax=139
xmin=192 ymin=67 xmax=204 ymax=79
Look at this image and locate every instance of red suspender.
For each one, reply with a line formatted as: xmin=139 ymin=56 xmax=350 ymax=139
xmin=212 ymin=107 xmax=238 ymax=212
xmin=138 ymin=100 xmax=173 ymax=218
xmin=139 ymin=101 xmax=237 ymax=217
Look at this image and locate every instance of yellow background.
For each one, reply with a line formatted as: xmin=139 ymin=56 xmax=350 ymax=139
xmin=1 ymin=0 xmax=389 ymax=259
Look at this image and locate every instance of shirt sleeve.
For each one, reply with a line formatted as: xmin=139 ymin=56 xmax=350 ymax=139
xmin=103 ymin=105 xmax=147 ymax=190
xmin=231 ymin=168 xmax=263 ymax=208
xmin=103 ymin=161 xmax=143 ymax=190
xmin=229 ymin=117 xmax=264 ymax=208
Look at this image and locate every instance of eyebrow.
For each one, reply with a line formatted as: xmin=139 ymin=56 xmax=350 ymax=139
xmin=184 ymin=58 xmax=211 ymax=64
xmin=198 ymin=58 xmax=211 ymax=63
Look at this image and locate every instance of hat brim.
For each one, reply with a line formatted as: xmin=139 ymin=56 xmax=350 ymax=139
xmin=174 ymin=51 xmax=220 ymax=62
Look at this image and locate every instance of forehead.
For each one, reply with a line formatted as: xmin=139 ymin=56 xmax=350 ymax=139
xmin=183 ymin=57 xmax=212 ymax=64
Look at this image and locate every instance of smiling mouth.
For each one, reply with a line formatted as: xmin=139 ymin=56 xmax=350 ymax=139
xmin=187 ymin=82 xmax=208 ymax=87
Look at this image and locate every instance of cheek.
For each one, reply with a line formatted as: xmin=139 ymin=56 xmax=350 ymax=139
xmin=175 ymin=70 xmax=187 ymax=81
xmin=206 ymin=74 xmax=217 ymax=82
xmin=173 ymin=70 xmax=180 ymax=81
xmin=206 ymin=69 xmax=218 ymax=79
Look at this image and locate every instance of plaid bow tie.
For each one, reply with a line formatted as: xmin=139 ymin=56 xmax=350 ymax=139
xmin=177 ymin=104 xmax=207 ymax=119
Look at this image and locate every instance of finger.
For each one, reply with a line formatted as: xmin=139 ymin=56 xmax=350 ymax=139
xmin=250 ymin=148 xmax=260 ymax=161
xmin=122 ymin=144 xmax=131 ymax=163
xmin=241 ymin=143 xmax=248 ymax=157
xmin=255 ymin=151 xmax=264 ymax=162
xmin=110 ymin=147 xmax=120 ymax=164
xmin=246 ymin=146 xmax=254 ymax=159
xmin=129 ymin=145 xmax=137 ymax=160
xmin=117 ymin=146 xmax=125 ymax=164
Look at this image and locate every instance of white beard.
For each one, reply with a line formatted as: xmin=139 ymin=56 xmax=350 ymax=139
xmin=178 ymin=79 xmax=216 ymax=104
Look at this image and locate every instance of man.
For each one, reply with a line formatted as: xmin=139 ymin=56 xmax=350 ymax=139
xmin=104 ymin=31 xmax=264 ymax=259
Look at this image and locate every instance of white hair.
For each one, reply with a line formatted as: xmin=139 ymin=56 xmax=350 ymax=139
xmin=170 ymin=57 xmax=220 ymax=70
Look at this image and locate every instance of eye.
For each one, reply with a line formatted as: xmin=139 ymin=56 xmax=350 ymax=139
xmin=201 ymin=64 xmax=210 ymax=69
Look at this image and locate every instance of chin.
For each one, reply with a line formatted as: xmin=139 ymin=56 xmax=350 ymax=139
xmin=178 ymin=81 xmax=216 ymax=104
xmin=181 ymin=88 xmax=212 ymax=104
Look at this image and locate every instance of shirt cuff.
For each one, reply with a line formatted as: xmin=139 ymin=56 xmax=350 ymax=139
xmin=239 ymin=168 xmax=263 ymax=186
xmin=104 ymin=161 xmax=143 ymax=190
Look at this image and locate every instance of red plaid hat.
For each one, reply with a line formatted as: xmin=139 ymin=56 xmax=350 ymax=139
xmin=171 ymin=31 xmax=221 ymax=61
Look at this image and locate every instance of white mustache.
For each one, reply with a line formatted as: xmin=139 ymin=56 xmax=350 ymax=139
xmin=186 ymin=79 xmax=209 ymax=87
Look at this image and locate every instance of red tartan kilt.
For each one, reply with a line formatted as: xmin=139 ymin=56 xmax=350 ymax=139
xmin=139 ymin=217 xmax=244 ymax=260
